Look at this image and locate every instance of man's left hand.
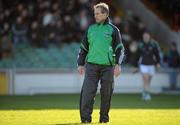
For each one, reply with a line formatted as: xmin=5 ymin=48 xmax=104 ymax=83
xmin=114 ymin=64 xmax=121 ymax=77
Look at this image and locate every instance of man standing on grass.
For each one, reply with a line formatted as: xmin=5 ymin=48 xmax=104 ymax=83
xmin=77 ymin=3 xmax=124 ymax=123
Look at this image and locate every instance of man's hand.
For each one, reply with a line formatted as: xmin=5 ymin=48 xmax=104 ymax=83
xmin=114 ymin=64 xmax=121 ymax=77
xmin=156 ymin=63 xmax=160 ymax=69
xmin=156 ymin=63 xmax=161 ymax=71
xmin=78 ymin=66 xmax=84 ymax=75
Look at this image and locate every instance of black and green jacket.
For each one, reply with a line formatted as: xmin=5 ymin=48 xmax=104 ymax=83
xmin=77 ymin=18 xmax=124 ymax=66
xmin=137 ymin=39 xmax=161 ymax=65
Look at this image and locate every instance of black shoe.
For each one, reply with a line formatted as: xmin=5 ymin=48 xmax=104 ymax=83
xmin=81 ymin=120 xmax=91 ymax=123
xmin=99 ymin=119 xmax=109 ymax=123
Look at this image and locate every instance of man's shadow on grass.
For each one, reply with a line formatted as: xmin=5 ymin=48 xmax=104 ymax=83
xmin=52 ymin=122 xmax=100 ymax=125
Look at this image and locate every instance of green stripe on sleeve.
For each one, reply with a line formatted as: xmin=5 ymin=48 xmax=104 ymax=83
xmin=80 ymin=43 xmax=88 ymax=51
xmin=115 ymin=43 xmax=123 ymax=52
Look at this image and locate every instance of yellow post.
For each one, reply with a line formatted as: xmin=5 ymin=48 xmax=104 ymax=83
xmin=0 ymin=72 xmax=8 ymax=95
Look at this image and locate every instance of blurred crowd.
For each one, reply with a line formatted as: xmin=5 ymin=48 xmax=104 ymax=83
xmin=0 ymin=0 xmax=93 ymax=58
xmin=0 ymin=0 xmax=95 ymax=48
xmin=0 ymin=0 xmax=179 ymax=69
xmin=0 ymin=0 xmax=145 ymax=63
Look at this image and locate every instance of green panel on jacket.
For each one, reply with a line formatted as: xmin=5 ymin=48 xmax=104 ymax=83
xmin=87 ymin=23 xmax=114 ymax=65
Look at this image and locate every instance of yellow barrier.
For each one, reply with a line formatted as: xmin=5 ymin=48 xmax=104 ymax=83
xmin=0 ymin=72 xmax=8 ymax=95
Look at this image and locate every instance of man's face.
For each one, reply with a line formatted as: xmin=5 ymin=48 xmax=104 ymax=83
xmin=94 ymin=7 xmax=107 ymax=23
xmin=143 ymin=32 xmax=151 ymax=43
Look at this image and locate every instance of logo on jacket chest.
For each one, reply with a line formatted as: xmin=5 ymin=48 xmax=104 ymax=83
xmin=143 ymin=46 xmax=153 ymax=54
xmin=104 ymin=32 xmax=111 ymax=37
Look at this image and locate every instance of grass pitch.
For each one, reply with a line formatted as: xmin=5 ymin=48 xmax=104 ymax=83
xmin=0 ymin=94 xmax=180 ymax=125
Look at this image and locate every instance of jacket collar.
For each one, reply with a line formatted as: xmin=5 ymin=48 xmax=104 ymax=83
xmin=104 ymin=17 xmax=110 ymax=24
xmin=97 ymin=17 xmax=110 ymax=25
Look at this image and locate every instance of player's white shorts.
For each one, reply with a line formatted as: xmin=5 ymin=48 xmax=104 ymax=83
xmin=140 ymin=64 xmax=155 ymax=76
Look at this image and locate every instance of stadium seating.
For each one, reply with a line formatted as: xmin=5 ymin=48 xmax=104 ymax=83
xmin=0 ymin=43 xmax=80 ymax=69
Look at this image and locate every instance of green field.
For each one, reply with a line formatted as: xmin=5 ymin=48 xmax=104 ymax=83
xmin=0 ymin=94 xmax=180 ymax=125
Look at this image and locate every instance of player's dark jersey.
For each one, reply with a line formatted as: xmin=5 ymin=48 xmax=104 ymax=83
xmin=137 ymin=40 xmax=161 ymax=65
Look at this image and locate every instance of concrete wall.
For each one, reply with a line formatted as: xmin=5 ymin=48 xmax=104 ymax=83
xmin=12 ymin=71 xmax=180 ymax=95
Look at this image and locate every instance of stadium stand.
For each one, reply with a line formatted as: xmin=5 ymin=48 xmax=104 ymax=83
xmin=0 ymin=0 xmax=179 ymax=96
xmin=0 ymin=42 xmax=80 ymax=68
xmin=142 ymin=0 xmax=180 ymax=31
xmin=0 ymin=0 xmax=179 ymax=69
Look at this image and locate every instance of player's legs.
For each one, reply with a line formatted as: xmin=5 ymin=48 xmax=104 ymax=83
xmin=169 ymin=68 xmax=177 ymax=89
xmin=142 ymin=73 xmax=150 ymax=92
xmin=147 ymin=65 xmax=155 ymax=91
xmin=80 ymin=63 xmax=100 ymax=123
xmin=140 ymin=65 xmax=150 ymax=91
xmin=140 ymin=65 xmax=155 ymax=101
xmin=99 ymin=66 xmax=114 ymax=123
xmin=141 ymin=73 xmax=151 ymax=101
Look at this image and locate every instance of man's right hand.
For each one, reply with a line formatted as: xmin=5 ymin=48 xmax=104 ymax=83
xmin=156 ymin=63 xmax=160 ymax=69
xmin=78 ymin=66 xmax=84 ymax=75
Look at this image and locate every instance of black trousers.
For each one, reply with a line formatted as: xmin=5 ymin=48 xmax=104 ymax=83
xmin=80 ymin=63 xmax=114 ymax=122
